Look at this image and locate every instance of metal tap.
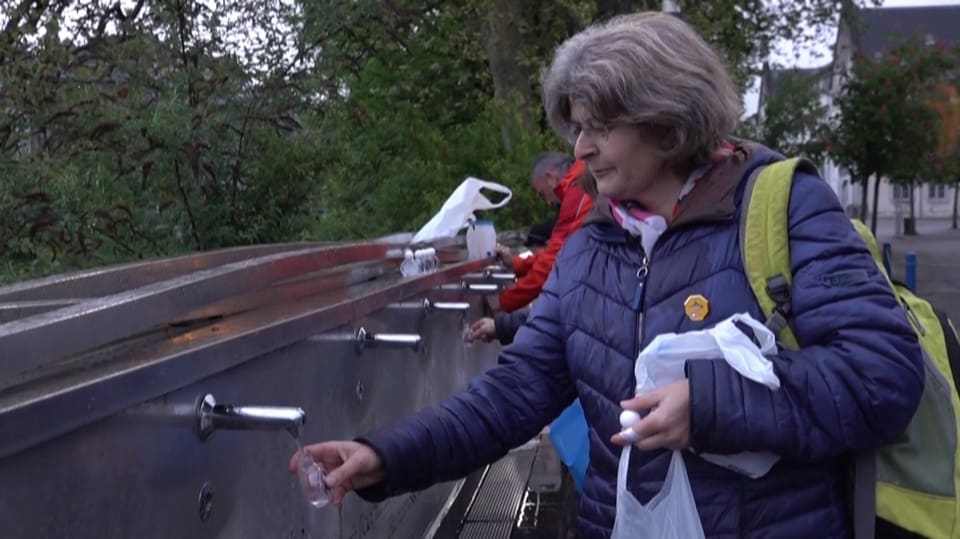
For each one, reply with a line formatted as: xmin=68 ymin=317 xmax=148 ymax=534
xmin=195 ymin=393 xmax=306 ymax=440
xmin=462 ymin=282 xmax=500 ymax=295
xmin=461 ymin=269 xmax=515 ymax=282
xmin=355 ymin=326 xmax=422 ymax=354
xmin=422 ymin=298 xmax=470 ymax=313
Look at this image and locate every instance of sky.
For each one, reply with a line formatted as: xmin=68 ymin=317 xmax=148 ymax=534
xmin=743 ymin=0 xmax=960 ymax=116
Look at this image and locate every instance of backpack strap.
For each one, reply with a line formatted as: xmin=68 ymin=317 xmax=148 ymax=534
xmin=852 ymin=452 xmax=878 ymax=539
xmin=739 ymin=157 xmax=876 ymax=539
xmin=739 ymin=158 xmax=804 ymax=350
xmin=934 ymin=307 xmax=960 ymax=393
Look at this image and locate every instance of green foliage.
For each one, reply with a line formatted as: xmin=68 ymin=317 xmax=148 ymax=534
xmin=824 ymin=37 xmax=958 ymax=231
xmin=755 ymin=68 xmax=828 ymax=160
xmin=828 ymin=38 xmax=954 ymax=185
xmin=0 ymin=1 xmax=323 ymax=283
xmin=0 ymin=0 xmax=880 ymax=284
xmin=304 ymin=93 xmax=555 ymax=241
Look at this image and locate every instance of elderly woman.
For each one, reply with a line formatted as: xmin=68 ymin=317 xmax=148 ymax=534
xmin=292 ymin=12 xmax=923 ymax=538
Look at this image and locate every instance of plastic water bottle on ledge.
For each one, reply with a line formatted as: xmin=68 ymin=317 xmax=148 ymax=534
xmin=400 ymin=247 xmax=440 ymax=277
xmin=466 ymin=219 xmax=496 ymax=260
xmin=415 ymin=247 xmax=439 ymax=273
xmin=400 ymin=249 xmax=420 ymax=277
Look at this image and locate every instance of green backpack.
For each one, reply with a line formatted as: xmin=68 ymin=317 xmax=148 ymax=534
xmin=740 ymin=157 xmax=960 ymax=539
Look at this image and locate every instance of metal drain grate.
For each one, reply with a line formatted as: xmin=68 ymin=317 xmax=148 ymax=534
xmin=466 ymin=446 xmax=536 ymax=521
xmin=445 ymin=435 xmax=578 ymax=539
xmin=458 ymin=522 xmax=515 ymax=539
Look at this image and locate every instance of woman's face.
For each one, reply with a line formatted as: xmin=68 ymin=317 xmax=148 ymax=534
xmin=570 ymin=103 xmax=668 ymax=203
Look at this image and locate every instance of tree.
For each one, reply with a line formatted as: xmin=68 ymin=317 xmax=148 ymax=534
xmin=299 ymin=0 xmax=883 ymax=169
xmin=826 ymin=38 xmax=952 ymax=235
xmin=755 ymin=67 xmax=828 ymax=161
xmin=926 ymin=78 xmax=960 ymax=229
xmin=0 ymin=1 xmax=325 ymax=280
xmin=294 ymin=0 xmax=885 ymax=237
xmin=0 ymin=0 xmax=888 ymax=283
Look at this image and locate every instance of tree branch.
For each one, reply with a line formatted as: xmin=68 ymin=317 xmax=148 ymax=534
xmin=174 ymin=159 xmax=204 ymax=250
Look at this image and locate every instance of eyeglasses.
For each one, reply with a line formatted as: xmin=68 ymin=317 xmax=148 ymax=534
xmin=569 ymin=121 xmax=613 ymax=144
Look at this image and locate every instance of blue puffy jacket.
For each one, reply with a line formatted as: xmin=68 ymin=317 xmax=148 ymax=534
xmin=357 ymin=143 xmax=924 ymax=538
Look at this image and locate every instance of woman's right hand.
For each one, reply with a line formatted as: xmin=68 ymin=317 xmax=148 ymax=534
xmin=289 ymin=441 xmax=386 ymax=506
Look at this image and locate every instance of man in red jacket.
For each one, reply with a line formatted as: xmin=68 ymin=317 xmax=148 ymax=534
xmin=469 ymin=152 xmax=595 ymax=495
xmin=496 ymin=152 xmax=593 ymax=313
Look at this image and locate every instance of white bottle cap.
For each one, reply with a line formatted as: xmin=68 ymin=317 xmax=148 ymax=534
xmin=619 ymin=410 xmax=641 ymax=429
xmin=618 ymin=410 xmax=642 ymax=443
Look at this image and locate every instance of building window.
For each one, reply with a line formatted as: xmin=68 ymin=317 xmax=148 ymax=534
xmin=893 ymin=184 xmax=910 ymax=201
xmin=929 ymin=184 xmax=946 ymax=200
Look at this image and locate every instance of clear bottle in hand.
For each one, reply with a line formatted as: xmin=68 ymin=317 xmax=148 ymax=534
xmin=297 ymin=450 xmax=332 ymax=508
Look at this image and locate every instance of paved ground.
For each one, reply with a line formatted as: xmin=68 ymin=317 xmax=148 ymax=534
xmin=873 ymin=218 xmax=960 ymax=322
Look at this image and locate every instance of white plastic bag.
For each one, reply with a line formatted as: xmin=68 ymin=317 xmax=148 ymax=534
xmin=631 ymin=313 xmax=782 ymax=479
xmin=411 ymin=177 xmax=512 ymax=244
xmin=612 ymin=314 xmax=782 ymax=539
xmin=634 ymin=313 xmax=780 ymax=394
xmin=611 ymin=449 xmax=705 ymax=539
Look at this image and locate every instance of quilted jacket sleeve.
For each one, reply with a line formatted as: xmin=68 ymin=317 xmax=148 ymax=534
xmin=686 ymin=172 xmax=925 ymax=460
xmin=494 ymin=309 xmax=529 ymax=346
xmin=355 ymin=267 xmax=575 ymax=501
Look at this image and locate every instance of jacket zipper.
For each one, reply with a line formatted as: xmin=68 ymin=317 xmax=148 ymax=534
xmin=631 ymin=219 xmax=702 ymax=345
xmin=628 ymin=222 xmax=698 ymax=386
xmin=634 ymin=253 xmax=650 ymax=363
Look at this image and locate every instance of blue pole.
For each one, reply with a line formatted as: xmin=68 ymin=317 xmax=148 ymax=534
xmin=882 ymin=242 xmax=893 ymax=277
xmin=905 ymin=251 xmax=917 ymax=292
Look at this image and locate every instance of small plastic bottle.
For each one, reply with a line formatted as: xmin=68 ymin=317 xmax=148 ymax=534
xmin=400 ymin=248 xmax=420 ymax=277
xmin=297 ymin=451 xmax=332 ymax=508
xmin=466 ymin=220 xmax=497 ymax=260
xmin=414 ymin=247 xmax=439 ymax=273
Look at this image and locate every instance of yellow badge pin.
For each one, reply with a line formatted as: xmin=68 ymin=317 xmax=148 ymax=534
xmin=683 ymin=294 xmax=710 ymax=322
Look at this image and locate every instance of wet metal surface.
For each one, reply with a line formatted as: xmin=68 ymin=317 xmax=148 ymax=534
xmin=0 ymin=241 xmax=501 ymax=538
xmin=0 ymin=243 xmax=403 ymax=382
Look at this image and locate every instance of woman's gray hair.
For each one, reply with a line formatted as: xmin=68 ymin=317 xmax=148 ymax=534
xmin=542 ymin=12 xmax=743 ymax=172
xmin=530 ymin=151 xmax=573 ymax=183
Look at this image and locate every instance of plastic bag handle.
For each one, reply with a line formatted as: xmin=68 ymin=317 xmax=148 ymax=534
xmin=473 ymin=179 xmax=512 ymax=210
xmin=617 ymin=446 xmax=632 ymax=494
xmin=726 ymin=313 xmax=776 ymax=353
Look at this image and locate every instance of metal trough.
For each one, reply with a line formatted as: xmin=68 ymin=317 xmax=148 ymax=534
xmin=0 ymin=236 xmax=508 ymax=538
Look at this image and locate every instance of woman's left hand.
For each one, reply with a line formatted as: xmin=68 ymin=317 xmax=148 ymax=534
xmin=611 ymin=379 xmax=691 ymax=451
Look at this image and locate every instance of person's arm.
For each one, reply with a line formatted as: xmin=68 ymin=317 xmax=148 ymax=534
xmin=355 ymin=266 xmax=575 ymax=501
xmin=512 ymin=254 xmax=535 ymax=277
xmin=686 ymin=172 xmax=924 ymax=459
xmin=494 ymin=310 xmax=529 ymax=346
xmin=499 ymin=184 xmax=593 ymax=313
